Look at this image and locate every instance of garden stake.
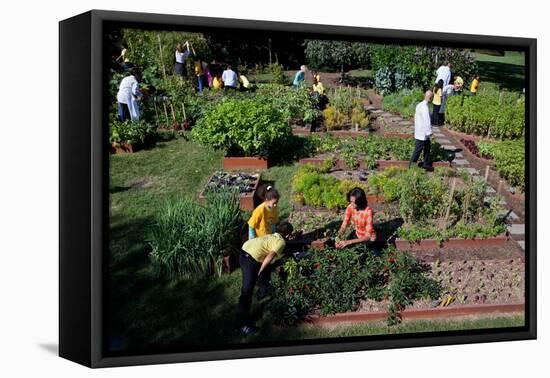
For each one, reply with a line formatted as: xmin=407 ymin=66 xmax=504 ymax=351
xmin=442 ymin=177 xmax=457 ymax=230
xmin=497 ymin=179 xmax=503 ymax=195
xmin=162 ymin=102 xmax=170 ymax=128
xmin=153 ymin=97 xmax=160 ymax=128
xmin=484 ymin=165 xmax=490 ymax=181
xmin=157 ymin=33 xmax=167 ymax=80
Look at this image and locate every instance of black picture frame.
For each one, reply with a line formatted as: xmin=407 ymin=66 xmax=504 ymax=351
xmin=59 ymin=9 xmax=537 ymax=368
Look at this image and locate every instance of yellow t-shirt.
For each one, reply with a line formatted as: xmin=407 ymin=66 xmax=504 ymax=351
xmin=121 ymin=48 xmax=130 ymax=63
xmin=470 ymin=79 xmax=479 ymax=93
xmin=239 ymin=75 xmax=251 ymax=88
xmin=313 ymin=82 xmax=325 ymax=95
xmin=248 ymin=202 xmax=279 ymax=237
xmin=194 ymin=61 xmax=203 ymax=76
xmin=433 ymin=87 xmax=442 ymax=106
xmin=242 ymin=233 xmax=286 ymax=263
xmin=213 ymin=77 xmax=223 ymax=89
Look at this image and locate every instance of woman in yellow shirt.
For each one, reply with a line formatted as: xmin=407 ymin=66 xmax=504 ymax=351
xmin=470 ymin=75 xmax=480 ymax=95
xmin=248 ymin=186 xmax=279 ymax=239
xmin=432 ymin=79 xmax=443 ymax=126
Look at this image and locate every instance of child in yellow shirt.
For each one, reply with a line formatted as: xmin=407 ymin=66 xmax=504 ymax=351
xmin=248 ymin=186 xmax=279 ymax=239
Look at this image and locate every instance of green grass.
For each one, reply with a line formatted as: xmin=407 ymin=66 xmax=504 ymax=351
xmin=349 ymin=69 xmax=373 ymax=78
xmin=474 ymin=51 xmax=525 ymax=92
xmin=108 ymin=136 xmax=523 ymax=354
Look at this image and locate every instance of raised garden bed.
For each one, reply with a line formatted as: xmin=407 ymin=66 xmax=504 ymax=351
xmin=301 ymin=253 xmax=524 ymax=325
xmin=303 ymin=302 xmax=524 ymax=324
xmin=395 ymin=234 xmax=509 ymax=251
xmin=223 ymin=156 xmax=269 ymax=170
xmin=298 ymin=157 xmax=451 ymax=170
xmin=292 ymin=126 xmax=370 ymax=138
xmin=198 ymin=171 xmax=260 ymax=211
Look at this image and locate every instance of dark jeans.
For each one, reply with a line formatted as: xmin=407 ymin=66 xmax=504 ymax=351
xmin=117 ymin=103 xmax=130 ymax=122
xmin=409 ymin=138 xmax=432 ymax=167
xmin=235 ymin=250 xmax=272 ymax=327
xmin=431 ymin=104 xmax=441 ymax=125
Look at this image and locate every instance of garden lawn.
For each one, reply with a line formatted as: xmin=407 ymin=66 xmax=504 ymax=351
xmin=474 ymin=51 xmax=525 ymax=92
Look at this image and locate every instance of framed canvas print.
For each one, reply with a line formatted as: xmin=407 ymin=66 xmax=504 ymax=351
xmin=59 ymin=10 xmax=536 ymax=368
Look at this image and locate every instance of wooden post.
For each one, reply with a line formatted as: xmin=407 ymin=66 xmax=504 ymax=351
xmin=162 ymin=102 xmax=170 ymax=128
xmin=153 ymin=97 xmax=160 ymax=128
xmin=484 ymin=165 xmax=490 ymax=182
xmin=157 ymin=33 xmax=167 ymax=81
xmin=169 ymin=102 xmax=177 ymax=124
xmin=497 ymin=179 xmax=503 ymax=196
xmin=442 ymin=177 xmax=457 ymax=230
xmin=181 ymin=102 xmax=187 ymax=121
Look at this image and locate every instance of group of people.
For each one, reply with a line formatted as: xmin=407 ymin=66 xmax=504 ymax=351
xmin=410 ymin=62 xmax=481 ymax=170
xmin=235 ymin=185 xmax=376 ymax=335
xmin=174 ymin=41 xmax=254 ymax=92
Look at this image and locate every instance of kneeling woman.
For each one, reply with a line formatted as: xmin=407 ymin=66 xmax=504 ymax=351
xmin=336 ymin=188 xmax=376 ymax=249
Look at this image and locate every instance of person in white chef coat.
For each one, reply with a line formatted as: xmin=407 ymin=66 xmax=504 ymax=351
xmin=116 ymin=70 xmax=143 ymax=121
xmin=409 ymin=91 xmax=435 ymax=171
xmin=435 ymin=62 xmax=452 ymax=87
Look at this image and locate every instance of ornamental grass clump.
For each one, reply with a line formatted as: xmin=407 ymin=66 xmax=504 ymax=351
xmin=149 ymin=190 xmax=242 ymax=278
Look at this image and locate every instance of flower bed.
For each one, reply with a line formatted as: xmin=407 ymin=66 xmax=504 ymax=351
xmin=198 ymin=171 xmax=260 ymax=211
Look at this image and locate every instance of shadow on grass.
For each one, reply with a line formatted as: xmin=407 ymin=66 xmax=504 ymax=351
xmin=107 ymin=215 xmax=250 ymax=354
xmin=477 ymin=61 xmax=525 ymax=92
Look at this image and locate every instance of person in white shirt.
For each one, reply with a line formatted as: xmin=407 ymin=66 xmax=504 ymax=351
xmin=116 ymin=72 xmax=143 ymax=121
xmin=438 ymin=83 xmax=460 ymax=124
xmin=435 ymin=62 xmax=452 ymax=87
xmin=410 ymin=91 xmax=434 ymax=171
xmin=222 ymin=65 xmax=238 ymax=90
xmin=174 ymin=41 xmax=191 ymax=77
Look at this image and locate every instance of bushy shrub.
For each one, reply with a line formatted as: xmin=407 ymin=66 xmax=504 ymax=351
xmin=149 ymin=191 xmax=242 ymax=278
xmin=192 ymin=96 xmax=291 ymax=157
xmin=109 ymin=118 xmax=156 ymax=146
xmin=267 ymin=63 xmax=288 ymax=85
xmin=370 ymin=44 xmax=477 ymax=93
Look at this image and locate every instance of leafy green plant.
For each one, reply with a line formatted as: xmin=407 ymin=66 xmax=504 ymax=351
xmin=477 ymin=139 xmax=525 ymax=190
xmin=292 ymin=165 xmax=366 ymax=209
xmin=109 ymin=119 xmax=156 ymax=146
xmin=149 ymin=190 xmax=242 ymax=278
xmin=192 ymin=96 xmax=291 ymax=157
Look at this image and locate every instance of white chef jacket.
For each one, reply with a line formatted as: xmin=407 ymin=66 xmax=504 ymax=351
xmin=435 ymin=65 xmax=451 ymax=87
xmin=414 ymin=100 xmax=432 ymax=141
xmin=116 ymin=75 xmax=142 ymax=121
